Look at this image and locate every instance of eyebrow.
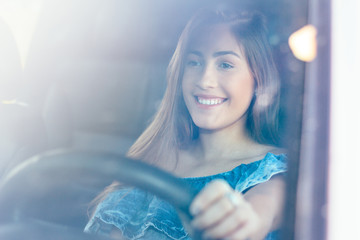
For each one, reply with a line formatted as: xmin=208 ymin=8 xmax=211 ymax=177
xmin=188 ymin=50 xmax=241 ymax=59
xmin=213 ymin=51 xmax=241 ymax=58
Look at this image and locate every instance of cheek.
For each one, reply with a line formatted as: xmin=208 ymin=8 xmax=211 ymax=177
xmin=181 ymin=74 xmax=193 ymax=96
xmin=227 ymin=76 xmax=255 ymax=104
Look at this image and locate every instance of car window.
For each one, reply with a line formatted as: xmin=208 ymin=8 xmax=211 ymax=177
xmin=0 ymin=0 xmax=315 ymax=239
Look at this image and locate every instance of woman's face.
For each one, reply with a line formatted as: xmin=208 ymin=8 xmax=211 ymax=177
xmin=182 ymin=24 xmax=255 ymax=132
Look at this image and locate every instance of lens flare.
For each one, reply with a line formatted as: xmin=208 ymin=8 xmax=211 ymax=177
xmin=288 ymin=25 xmax=317 ymax=62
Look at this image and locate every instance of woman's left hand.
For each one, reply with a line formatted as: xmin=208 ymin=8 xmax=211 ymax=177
xmin=189 ymin=180 xmax=263 ymax=240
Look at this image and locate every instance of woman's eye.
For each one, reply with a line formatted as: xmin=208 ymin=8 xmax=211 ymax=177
xmin=219 ymin=62 xmax=234 ymax=69
xmin=187 ymin=60 xmax=201 ymax=67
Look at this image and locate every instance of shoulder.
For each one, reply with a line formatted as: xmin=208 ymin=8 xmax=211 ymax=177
xmin=266 ymin=146 xmax=288 ymax=155
xmin=233 ymin=143 xmax=285 ymax=166
xmin=233 ymin=151 xmax=287 ymax=193
xmin=255 ymin=144 xmax=287 ymax=170
xmin=255 ymin=143 xmax=287 ymax=156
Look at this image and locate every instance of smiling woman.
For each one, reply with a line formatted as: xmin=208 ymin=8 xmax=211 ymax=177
xmin=0 ymin=1 xmax=310 ymax=240
xmin=85 ymin=7 xmax=287 ymax=240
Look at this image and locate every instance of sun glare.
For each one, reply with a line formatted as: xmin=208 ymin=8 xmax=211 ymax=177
xmin=288 ymin=25 xmax=317 ymax=62
xmin=0 ymin=0 xmax=43 ymax=69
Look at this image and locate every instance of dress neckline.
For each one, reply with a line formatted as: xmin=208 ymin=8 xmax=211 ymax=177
xmin=182 ymin=152 xmax=277 ymax=181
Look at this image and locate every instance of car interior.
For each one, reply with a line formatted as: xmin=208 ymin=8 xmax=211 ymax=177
xmin=0 ymin=0 xmax=330 ymax=239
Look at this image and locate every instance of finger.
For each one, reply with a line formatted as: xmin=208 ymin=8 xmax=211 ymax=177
xmin=192 ymin=192 xmax=243 ymax=229
xmin=190 ymin=179 xmax=232 ymax=216
xmin=226 ymin=215 xmax=259 ymax=240
xmin=202 ymin=201 xmax=252 ymax=239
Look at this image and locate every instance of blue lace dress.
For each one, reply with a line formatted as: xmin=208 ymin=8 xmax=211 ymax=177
xmin=84 ymin=152 xmax=287 ymax=240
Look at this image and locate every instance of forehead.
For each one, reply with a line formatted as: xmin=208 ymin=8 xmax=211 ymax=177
xmin=187 ymin=24 xmax=243 ymax=55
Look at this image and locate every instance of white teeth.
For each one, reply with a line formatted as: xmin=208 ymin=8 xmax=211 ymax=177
xmin=197 ymin=97 xmax=224 ymax=105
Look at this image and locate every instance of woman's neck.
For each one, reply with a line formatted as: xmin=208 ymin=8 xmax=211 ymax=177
xmin=172 ymin=122 xmax=277 ymax=177
xmin=196 ymin=122 xmax=259 ymax=162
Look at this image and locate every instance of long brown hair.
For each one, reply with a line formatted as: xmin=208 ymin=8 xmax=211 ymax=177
xmin=127 ymin=8 xmax=281 ymax=164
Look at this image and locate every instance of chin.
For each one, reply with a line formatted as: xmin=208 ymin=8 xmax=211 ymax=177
xmin=192 ymin=120 xmax=219 ymax=131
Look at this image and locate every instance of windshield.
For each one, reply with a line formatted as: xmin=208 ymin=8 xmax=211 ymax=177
xmin=0 ymin=1 xmax=309 ymax=239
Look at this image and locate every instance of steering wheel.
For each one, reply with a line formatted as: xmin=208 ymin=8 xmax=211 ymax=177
xmin=0 ymin=150 xmax=201 ymax=239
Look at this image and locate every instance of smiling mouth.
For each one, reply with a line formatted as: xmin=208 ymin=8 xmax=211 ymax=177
xmin=195 ymin=96 xmax=227 ymax=105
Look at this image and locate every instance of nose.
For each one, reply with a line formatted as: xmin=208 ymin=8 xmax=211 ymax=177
xmin=197 ymin=65 xmax=217 ymax=89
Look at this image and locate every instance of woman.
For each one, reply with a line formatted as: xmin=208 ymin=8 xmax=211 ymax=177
xmin=85 ymin=8 xmax=287 ymax=240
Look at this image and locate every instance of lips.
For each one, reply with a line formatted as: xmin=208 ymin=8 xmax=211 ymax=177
xmin=195 ymin=96 xmax=227 ymax=106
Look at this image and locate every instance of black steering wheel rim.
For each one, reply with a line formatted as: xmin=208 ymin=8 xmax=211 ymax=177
xmin=0 ymin=149 xmax=200 ymax=239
